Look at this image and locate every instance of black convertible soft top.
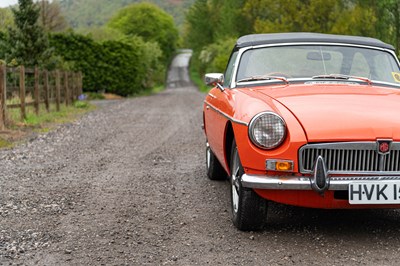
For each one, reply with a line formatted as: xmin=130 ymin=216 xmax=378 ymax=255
xmin=236 ymin=32 xmax=394 ymax=50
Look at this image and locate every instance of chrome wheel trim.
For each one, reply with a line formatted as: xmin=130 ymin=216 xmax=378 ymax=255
xmin=206 ymin=142 xmax=211 ymax=169
xmin=231 ymin=148 xmax=240 ymax=214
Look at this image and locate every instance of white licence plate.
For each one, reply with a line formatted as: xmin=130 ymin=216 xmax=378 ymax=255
xmin=349 ymin=181 xmax=400 ymax=204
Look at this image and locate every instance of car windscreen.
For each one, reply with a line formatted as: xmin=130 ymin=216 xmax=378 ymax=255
xmin=236 ymin=45 xmax=400 ymax=85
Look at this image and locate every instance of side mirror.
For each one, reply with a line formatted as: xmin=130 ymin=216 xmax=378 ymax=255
xmin=205 ymin=73 xmax=224 ymax=91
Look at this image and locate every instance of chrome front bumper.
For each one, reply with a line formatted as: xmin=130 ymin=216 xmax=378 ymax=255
xmin=241 ymin=174 xmax=400 ymax=191
xmin=243 ymin=155 xmax=400 ymax=194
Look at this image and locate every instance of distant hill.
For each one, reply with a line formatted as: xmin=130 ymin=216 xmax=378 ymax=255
xmin=58 ymin=0 xmax=195 ymax=29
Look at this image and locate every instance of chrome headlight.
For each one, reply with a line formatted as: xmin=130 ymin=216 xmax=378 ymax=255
xmin=248 ymin=112 xmax=287 ymax=149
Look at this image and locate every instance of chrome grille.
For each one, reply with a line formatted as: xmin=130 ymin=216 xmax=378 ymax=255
xmin=299 ymin=142 xmax=400 ymax=174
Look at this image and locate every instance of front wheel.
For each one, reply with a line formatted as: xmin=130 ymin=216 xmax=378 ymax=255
xmin=230 ymin=139 xmax=268 ymax=231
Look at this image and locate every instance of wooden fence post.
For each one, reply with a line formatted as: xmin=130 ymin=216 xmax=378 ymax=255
xmin=19 ymin=65 xmax=26 ymax=120
xmin=56 ymin=70 xmax=60 ymax=112
xmin=34 ymin=66 xmax=39 ymax=115
xmin=74 ymin=72 xmax=78 ymax=100
xmin=44 ymin=70 xmax=49 ymax=112
xmin=64 ymin=71 xmax=69 ymax=106
xmin=70 ymin=72 xmax=75 ymax=103
xmin=0 ymin=65 xmax=6 ymax=130
xmin=79 ymin=72 xmax=83 ymax=96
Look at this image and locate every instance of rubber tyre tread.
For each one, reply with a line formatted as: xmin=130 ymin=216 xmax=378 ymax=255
xmin=206 ymin=144 xmax=226 ymax=180
xmin=230 ymin=140 xmax=268 ymax=231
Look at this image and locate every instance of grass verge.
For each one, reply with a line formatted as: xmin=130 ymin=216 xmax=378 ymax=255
xmin=189 ymin=67 xmax=209 ymax=93
xmin=133 ymin=85 xmax=165 ymax=97
xmin=0 ymin=101 xmax=95 ymax=149
xmin=0 ymin=85 xmax=166 ymax=149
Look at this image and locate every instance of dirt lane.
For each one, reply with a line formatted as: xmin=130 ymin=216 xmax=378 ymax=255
xmin=1 ymin=51 xmax=400 ymax=265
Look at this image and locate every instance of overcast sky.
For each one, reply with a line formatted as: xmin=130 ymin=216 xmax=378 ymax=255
xmin=0 ymin=0 xmax=18 ymax=8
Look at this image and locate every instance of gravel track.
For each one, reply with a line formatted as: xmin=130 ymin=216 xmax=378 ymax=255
xmin=1 ymin=51 xmax=400 ymax=265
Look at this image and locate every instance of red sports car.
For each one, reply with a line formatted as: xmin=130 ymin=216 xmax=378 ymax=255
xmin=203 ymin=33 xmax=400 ymax=230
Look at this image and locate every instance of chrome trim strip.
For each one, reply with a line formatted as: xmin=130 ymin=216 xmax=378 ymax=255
xmin=204 ymin=101 xmax=248 ymax=126
xmin=241 ymin=174 xmax=400 ymax=191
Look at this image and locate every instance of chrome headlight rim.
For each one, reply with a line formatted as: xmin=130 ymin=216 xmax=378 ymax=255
xmin=248 ymin=111 xmax=287 ymax=150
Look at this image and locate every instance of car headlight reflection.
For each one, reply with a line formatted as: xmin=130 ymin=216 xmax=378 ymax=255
xmin=249 ymin=112 xmax=286 ymax=149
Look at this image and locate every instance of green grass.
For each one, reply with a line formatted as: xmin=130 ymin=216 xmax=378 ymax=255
xmin=151 ymin=85 xmax=165 ymax=94
xmin=86 ymin=92 xmax=106 ymax=100
xmin=0 ymin=101 xmax=95 ymax=149
xmin=133 ymin=84 xmax=165 ymax=97
xmin=0 ymin=138 xmax=13 ymax=149
xmin=0 ymin=84 xmax=164 ymax=149
xmin=7 ymin=101 xmax=95 ymax=129
xmin=189 ymin=67 xmax=209 ymax=92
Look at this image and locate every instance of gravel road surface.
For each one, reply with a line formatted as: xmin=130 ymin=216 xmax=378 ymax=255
xmin=2 ymin=51 xmax=400 ymax=265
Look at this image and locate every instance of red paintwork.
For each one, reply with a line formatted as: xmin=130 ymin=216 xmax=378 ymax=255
xmin=254 ymin=189 xmax=400 ymax=209
xmin=254 ymin=83 xmax=400 ymax=142
xmin=203 ymin=82 xmax=400 ymax=209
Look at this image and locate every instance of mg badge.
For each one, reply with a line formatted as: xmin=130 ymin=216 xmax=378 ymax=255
xmin=377 ymin=140 xmax=391 ymax=155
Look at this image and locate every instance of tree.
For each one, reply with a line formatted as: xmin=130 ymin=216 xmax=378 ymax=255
xmin=0 ymin=8 xmax=14 ymax=32
xmin=184 ymin=0 xmax=214 ymax=52
xmin=213 ymin=0 xmax=250 ymax=39
xmin=39 ymin=0 xmax=68 ymax=32
xmin=243 ymin=0 xmax=345 ymax=33
xmin=7 ymin=0 xmax=51 ymax=66
xmin=77 ymin=26 xmax=125 ymax=42
xmin=185 ymin=0 xmax=399 ymax=82
xmin=357 ymin=0 xmax=400 ymax=53
xmin=0 ymin=8 xmax=14 ymax=60
xmin=108 ymin=2 xmax=179 ymax=62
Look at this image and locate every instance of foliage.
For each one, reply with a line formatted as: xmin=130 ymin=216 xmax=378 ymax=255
xmin=85 ymin=92 xmax=105 ymax=100
xmin=0 ymin=8 xmax=14 ymax=31
xmin=358 ymin=0 xmax=400 ymax=53
xmin=38 ymin=0 xmax=68 ymax=32
xmin=0 ymin=137 xmax=13 ymax=149
xmin=185 ymin=0 xmax=248 ymax=76
xmin=77 ymin=26 xmax=125 ymax=42
xmin=189 ymin=67 xmax=208 ymax=93
xmin=50 ymin=32 xmax=163 ymax=96
xmin=108 ymin=2 xmax=179 ymax=62
xmin=243 ymin=0 xmax=378 ymax=37
xmin=0 ymin=32 xmax=7 ymax=60
xmin=5 ymin=102 xmax=95 ymax=137
xmin=185 ymin=0 xmax=400 ymax=80
xmin=6 ymin=0 xmax=52 ymax=67
xmin=198 ymin=37 xmax=236 ymax=74
xmin=245 ymin=0 xmax=344 ymax=33
xmin=73 ymin=100 xmax=89 ymax=109
xmin=184 ymin=0 xmax=214 ymax=53
xmin=58 ymin=0 xmax=194 ymax=31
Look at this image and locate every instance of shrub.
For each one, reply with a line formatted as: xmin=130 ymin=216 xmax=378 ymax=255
xmin=50 ymin=32 xmax=163 ymax=96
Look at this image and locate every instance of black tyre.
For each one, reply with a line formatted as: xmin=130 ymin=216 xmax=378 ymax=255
xmin=230 ymin=139 xmax=268 ymax=231
xmin=206 ymin=141 xmax=226 ymax=180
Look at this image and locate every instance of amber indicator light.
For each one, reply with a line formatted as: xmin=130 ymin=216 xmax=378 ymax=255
xmin=276 ymin=161 xmax=293 ymax=171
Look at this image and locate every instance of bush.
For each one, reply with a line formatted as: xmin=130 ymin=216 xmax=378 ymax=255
xmin=195 ymin=37 xmax=237 ymax=76
xmin=50 ymin=32 xmax=163 ymax=96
